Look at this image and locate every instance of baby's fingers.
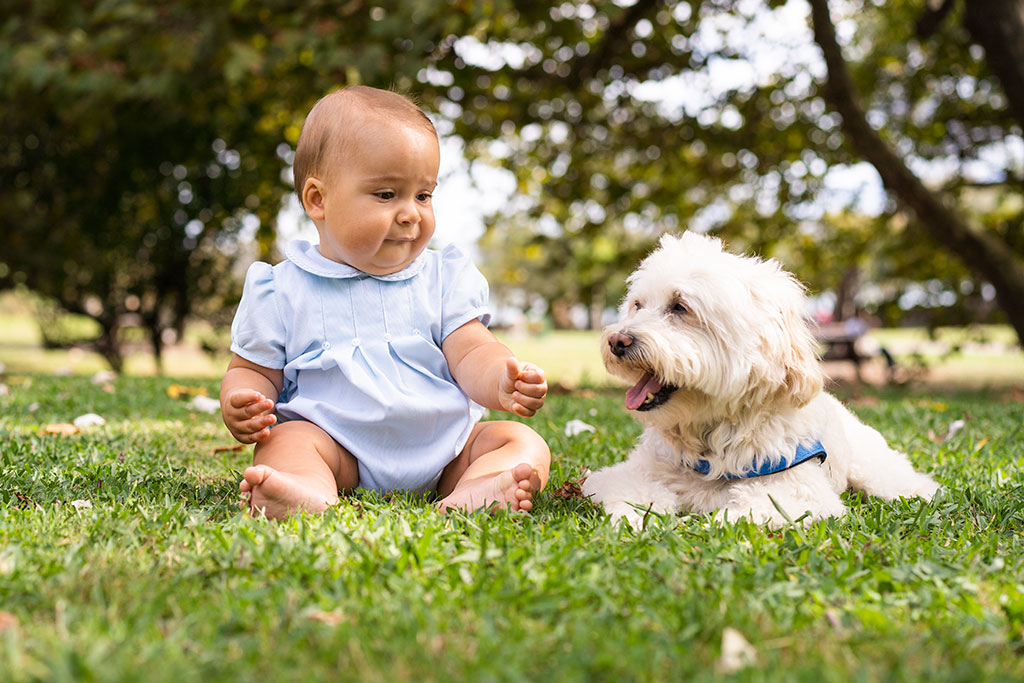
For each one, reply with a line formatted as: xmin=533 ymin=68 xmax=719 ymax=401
xmin=232 ymin=413 xmax=276 ymax=443
xmin=515 ymin=362 xmax=547 ymax=386
xmin=510 ymin=387 xmax=546 ymax=416
xmin=231 ymin=395 xmax=274 ymax=420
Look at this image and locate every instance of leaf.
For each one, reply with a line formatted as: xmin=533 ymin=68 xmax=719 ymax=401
xmin=929 ymin=418 xmax=965 ymax=443
xmin=188 ymin=395 xmax=221 ymax=414
xmin=563 ymin=419 xmax=596 ymax=436
xmin=303 ymin=608 xmax=346 ymax=626
xmin=549 ymin=477 xmax=586 ymax=500
xmin=73 ymin=413 xmax=107 ymax=428
xmin=167 ymin=384 xmax=208 ymax=399
xmin=90 ymin=370 xmax=117 ymax=385
xmin=44 ymin=423 xmax=80 ymax=436
xmin=718 ymin=627 xmax=758 ymax=673
xmin=0 ymin=611 xmax=18 ymax=633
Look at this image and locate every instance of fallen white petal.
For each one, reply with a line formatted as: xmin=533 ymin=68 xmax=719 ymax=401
xmin=564 ymin=419 xmax=596 ymax=437
xmin=70 ymin=499 xmax=93 ymax=510
xmin=945 ymin=419 xmax=966 ymax=441
xmin=73 ymin=413 xmax=107 ymax=428
xmin=719 ymin=627 xmax=757 ymax=673
xmin=90 ymin=370 xmax=118 ymax=385
xmin=189 ymin=395 xmax=222 ymax=414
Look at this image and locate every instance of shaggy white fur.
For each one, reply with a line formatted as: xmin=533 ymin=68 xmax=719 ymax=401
xmin=582 ymin=232 xmax=939 ymax=527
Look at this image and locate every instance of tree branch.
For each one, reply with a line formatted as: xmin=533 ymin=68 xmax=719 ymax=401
xmin=807 ymin=0 xmax=1024 ymax=344
xmin=915 ymin=0 xmax=956 ymax=39
xmin=962 ymin=0 xmax=1024 ymax=127
xmin=571 ymin=0 xmax=661 ymax=81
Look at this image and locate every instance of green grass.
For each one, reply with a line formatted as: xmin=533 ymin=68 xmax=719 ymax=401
xmin=1 ymin=374 xmax=1023 ymax=681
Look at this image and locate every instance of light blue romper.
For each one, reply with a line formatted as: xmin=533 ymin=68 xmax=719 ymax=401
xmin=230 ymin=239 xmax=491 ymax=493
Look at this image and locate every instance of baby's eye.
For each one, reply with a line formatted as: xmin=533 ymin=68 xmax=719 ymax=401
xmin=416 ymin=192 xmax=432 ymax=203
xmin=375 ymin=191 xmax=396 ymax=200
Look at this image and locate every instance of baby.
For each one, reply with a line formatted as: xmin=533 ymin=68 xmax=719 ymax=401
xmin=220 ymin=86 xmax=551 ymax=519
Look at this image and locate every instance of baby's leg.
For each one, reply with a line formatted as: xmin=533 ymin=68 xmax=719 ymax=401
xmin=436 ymin=421 xmax=550 ymax=513
xmin=240 ymin=420 xmax=359 ymax=520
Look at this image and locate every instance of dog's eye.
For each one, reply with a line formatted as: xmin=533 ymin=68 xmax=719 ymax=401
xmin=671 ymin=301 xmax=688 ymax=315
xmin=632 ymin=300 xmax=643 ymax=311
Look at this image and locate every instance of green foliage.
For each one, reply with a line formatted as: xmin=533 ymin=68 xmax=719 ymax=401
xmin=0 ymin=1 xmax=476 ymax=369
xmin=422 ymin=0 xmax=1023 ymax=329
xmin=3 ymin=0 xmax=1023 ymax=361
xmin=1 ymin=376 xmax=1023 ymax=680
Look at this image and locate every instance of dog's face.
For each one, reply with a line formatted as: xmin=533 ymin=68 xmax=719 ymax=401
xmin=602 ymin=232 xmax=823 ymax=428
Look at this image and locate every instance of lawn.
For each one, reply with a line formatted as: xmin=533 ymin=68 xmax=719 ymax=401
xmin=1 ymin=370 xmax=1023 ymax=681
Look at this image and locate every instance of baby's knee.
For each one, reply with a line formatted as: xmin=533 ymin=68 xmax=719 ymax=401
xmin=480 ymin=420 xmax=549 ymax=460
xmin=505 ymin=422 xmax=551 ymax=468
xmin=256 ymin=419 xmax=330 ymax=450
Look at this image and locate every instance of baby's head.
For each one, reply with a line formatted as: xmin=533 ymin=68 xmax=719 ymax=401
xmin=294 ymin=86 xmax=440 ymax=275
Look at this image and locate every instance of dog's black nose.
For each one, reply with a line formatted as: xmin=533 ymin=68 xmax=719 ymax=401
xmin=608 ymin=331 xmax=634 ymax=358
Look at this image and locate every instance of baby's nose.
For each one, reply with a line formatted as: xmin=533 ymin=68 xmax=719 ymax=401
xmin=608 ymin=331 xmax=634 ymax=358
xmin=396 ymin=200 xmax=420 ymax=225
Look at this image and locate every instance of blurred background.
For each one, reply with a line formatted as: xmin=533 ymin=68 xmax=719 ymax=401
xmin=1 ymin=0 xmax=1022 ymax=388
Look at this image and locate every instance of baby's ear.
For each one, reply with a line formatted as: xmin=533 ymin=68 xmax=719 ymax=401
xmin=301 ymin=177 xmax=327 ymax=219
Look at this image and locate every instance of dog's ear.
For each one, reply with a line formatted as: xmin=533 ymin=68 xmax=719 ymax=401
xmin=748 ymin=267 xmax=824 ymax=408
xmin=772 ymin=274 xmax=824 ymax=406
xmin=779 ymin=311 xmax=825 ymax=407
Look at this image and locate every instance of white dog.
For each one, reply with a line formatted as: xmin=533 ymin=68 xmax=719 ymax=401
xmin=582 ymin=232 xmax=939 ymax=527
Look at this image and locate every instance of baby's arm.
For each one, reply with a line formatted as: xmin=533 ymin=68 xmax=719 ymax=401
xmin=220 ymin=355 xmax=284 ymax=444
xmin=442 ymin=320 xmax=547 ymax=417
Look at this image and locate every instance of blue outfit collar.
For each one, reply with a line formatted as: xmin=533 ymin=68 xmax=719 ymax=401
xmin=693 ymin=441 xmax=827 ymax=479
xmin=284 ymin=239 xmax=427 ymax=281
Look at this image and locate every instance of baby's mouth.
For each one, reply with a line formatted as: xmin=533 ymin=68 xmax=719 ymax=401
xmin=624 ymin=372 xmax=677 ymax=411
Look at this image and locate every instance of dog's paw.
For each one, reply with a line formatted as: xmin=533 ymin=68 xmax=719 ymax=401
xmin=906 ymin=473 xmax=941 ymax=501
xmin=604 ymin=502 xmax=650 ymax=529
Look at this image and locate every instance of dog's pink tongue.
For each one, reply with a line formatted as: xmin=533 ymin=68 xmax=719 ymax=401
xmin=625 ymin=373 xmax=663 ymax=410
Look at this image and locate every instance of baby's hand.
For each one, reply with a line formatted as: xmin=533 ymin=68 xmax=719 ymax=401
xmin=222 ymin=389 xmax=277 ymax=444
xmin=499 ymin=357 xmax=547 ymax=418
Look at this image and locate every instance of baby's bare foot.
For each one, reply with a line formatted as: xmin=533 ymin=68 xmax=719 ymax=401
xmin=240 ymin=465 xmax=337 ymax=520
xmin=437 ymin=463 xmax=541 ymax=513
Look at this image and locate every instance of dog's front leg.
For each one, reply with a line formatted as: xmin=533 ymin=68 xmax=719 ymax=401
xmin=582 ymin=457 xmax=681 ymax=528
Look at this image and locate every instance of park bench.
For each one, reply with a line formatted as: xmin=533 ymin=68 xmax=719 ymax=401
xmin=814 ymin=318 xmax=895 ymax=383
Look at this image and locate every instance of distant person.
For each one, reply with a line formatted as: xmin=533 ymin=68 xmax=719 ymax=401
xmin=220 ymin=86 xmax=550 ymax=519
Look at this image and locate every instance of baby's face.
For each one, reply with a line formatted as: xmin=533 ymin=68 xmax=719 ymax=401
xmin=313 ymin=119 xmax=439 ymax=275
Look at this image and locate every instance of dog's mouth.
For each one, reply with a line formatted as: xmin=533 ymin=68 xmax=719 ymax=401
xmin=625 ymin=372 xmax=677 ymax=411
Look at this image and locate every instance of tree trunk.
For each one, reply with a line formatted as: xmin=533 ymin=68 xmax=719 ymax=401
xmin=833 ymin=268 xmax=859 ymax=322
xmin=94 ymin=318 xmax=124 ymax=374
xmin=145 ymin=315 xmax=165 ymax=376
xmin=962 ymin=0 xmax=1024 ymax=127
xmin=807 ymin=0 xmax=1024 ymax=346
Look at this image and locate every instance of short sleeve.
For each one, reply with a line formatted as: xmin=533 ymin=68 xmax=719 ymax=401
xmin=230 ymin=261 xmax=287 ymax=369
xmin=439 ymin=244 xmax=491 ymax=340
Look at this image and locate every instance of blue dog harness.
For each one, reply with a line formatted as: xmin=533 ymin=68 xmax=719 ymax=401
xmin=693 ymin=441 xmax=827 ymax=479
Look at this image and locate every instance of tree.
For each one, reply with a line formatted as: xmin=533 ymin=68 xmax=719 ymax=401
xmin=420 ymin=0 xmax=1023 ymax=339
xmin=5 ymin=0 xmax=1022 ymax=352
xmin=807 ymin=0 xmax=1024 ymax=338
xmin=0 ymin=0 xmax=471 ymax=370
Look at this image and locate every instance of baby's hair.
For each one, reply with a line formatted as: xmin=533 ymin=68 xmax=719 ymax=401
xmin=293 ymin=85 xmax=436 ymax=204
